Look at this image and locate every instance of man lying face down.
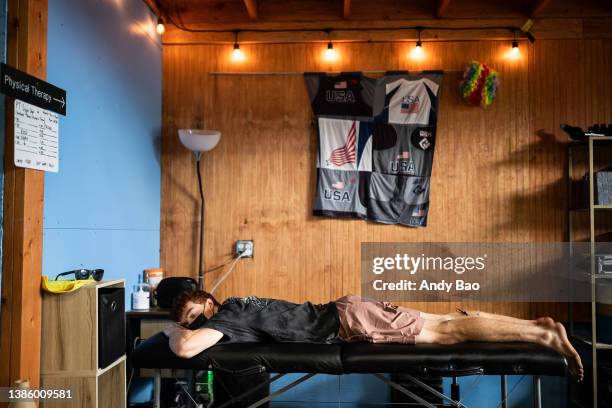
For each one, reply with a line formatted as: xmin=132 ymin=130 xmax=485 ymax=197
xmin=164 ymin=291 xmax=583 ymax=381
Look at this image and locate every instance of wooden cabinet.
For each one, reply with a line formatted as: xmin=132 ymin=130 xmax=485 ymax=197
xmin=41 ymin=279 xmax=126 ymax=408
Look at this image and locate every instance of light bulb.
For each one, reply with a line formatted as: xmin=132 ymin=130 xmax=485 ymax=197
xmin=509 ymin=40 xmax=520 ymax=59
xmin=410 ymin=40 xmax=424 ymax=59
xmin=232 ymin=43 xmax=245 ymax=62
xmin=323 ymin=41 xmax=338 ymax=61
xmin=156 ymin=18 xmax=165 ymax=35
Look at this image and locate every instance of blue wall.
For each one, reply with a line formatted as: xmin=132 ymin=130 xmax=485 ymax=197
xmin=44 ymin=0 xmax=161 ymax=304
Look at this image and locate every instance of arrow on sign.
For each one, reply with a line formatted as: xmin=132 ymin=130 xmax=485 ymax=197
xmin=1 ymin=64 xmax=67 ymax=115
xmin=53 ymin=96 xmax=65 ymax=109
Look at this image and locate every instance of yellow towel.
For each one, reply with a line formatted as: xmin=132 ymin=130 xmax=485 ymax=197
xmin=41 ymin=275 xmax=96 ymax=293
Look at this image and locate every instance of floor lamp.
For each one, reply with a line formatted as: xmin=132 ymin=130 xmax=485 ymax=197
xmin=178 ymin=129 xmax=221 ymax=290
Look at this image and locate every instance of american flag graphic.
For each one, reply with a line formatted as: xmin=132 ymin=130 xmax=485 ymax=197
xmin=329 ymin=121 xmax=357 ymax=167
xmin=335 ymin=81 xmax=347 ymax=89
xmin=396 ymin=151 xmax=410 ymax=159
xmin=412 ymin=208 xmax=426 ymax=217
xmin=401 ymin=96 xmax=420 ymax=114
xmin=332 ymin=181 xmax=345 ymax=189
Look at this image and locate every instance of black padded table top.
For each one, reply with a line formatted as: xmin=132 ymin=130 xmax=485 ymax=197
xmin=131 ymin=332 xmax=567 ymax=377
xmin=342 ymin=342 xmax=567 ymax=376
xmin=132 ymin=333 xmax=343 ymax=374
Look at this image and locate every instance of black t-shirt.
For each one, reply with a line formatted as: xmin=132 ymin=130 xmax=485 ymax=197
xmin=201 ymin=296 xmax=340 ymax=344
xmin=305 ymin=73 xmax=376 ymax=118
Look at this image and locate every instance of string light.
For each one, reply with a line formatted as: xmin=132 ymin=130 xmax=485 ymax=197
xmin=324 ymin=41 xmax=338 ymax=61
xmin=148 ymin=6 xmax=536 ymax=62
xmin=156 ymin=17 xmax=165 ymax=35
xmin=232 ymin=31 xmax=245 ymax=62
xmin=151 ymin=8 xmax=537 ymax=47
xmin=323 ymin=29 xmax=338 ymax=61
xmin=155 ymin=1 xmax=165 ymax=35
xmin=510 ymin=40 xmax=520 ymax=58
xmin=508 ymin=30 xmax=520 ymax=59
xmin=150 ymin=7 xmax=536 ymax=61
xmin=410 ymin=28 xmax=424 ymax=59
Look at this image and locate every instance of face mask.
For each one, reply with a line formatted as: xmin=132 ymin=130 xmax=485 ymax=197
xmin=186 ymin=314 xmax=208 ymax=330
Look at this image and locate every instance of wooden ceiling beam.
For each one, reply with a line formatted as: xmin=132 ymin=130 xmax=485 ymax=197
xmin=149 ymin=0 xmax=612 ymax=25
xmin=143 ymin=0 xmax=161 ymax=18
xmin=244 ymin=0 xmax=258 ymax=20
xmin=530 ymin=0 xmax=553 ymax=17
xmin=343 ymin=0 xmax=351 ymax=18
xmin=436 ymin=0 xmax=451 ymax=18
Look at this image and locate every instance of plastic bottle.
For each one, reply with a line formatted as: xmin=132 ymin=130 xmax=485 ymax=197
xmin=131 ymin=275 xmax=150 ymax=310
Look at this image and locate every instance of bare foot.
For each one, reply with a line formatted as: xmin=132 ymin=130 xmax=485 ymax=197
xmin=546 ymin=322 xmax=584 ymax=382
xmin=536 ymin=317 xmax=555 ymax=328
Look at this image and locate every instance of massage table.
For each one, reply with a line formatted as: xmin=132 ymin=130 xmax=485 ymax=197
xmin=131 ymin=333 xmax=568 ymax=408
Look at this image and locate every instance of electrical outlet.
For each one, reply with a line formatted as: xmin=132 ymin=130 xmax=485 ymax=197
xmin=235 ymin=240 xmax=254 ymax=258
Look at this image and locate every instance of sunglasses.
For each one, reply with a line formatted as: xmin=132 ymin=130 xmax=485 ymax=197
xmin=54 ymin=268 xmax=104 ymax=281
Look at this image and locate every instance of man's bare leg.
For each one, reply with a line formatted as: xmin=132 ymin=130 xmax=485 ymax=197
xmin=419 ymin=310 xmax=541 ymax=326
xmin=415 ymin=316 xmax=583 ymax=381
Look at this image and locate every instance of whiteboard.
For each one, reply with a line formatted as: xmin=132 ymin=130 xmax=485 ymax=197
xmin=14 ymin=99 xmax=59 ymax=173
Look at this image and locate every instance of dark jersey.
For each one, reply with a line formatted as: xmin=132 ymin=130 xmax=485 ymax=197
xmin=371 ymin=123 xmax=435 ymax=177
xmin=201 ymin=296 xmax=340 ymax=344
xmin=305 ymin=73 xmax=376 ymax=118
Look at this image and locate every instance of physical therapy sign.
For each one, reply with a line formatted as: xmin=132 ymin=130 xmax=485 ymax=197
xmin=0 ymin=63 xmax=66 ymax=115
xmin=0 ymin=63 xmax=65 ymax=173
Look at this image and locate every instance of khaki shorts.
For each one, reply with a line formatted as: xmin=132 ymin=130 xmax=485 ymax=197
xmin=336 ymin=295 xmax=425 ymax=344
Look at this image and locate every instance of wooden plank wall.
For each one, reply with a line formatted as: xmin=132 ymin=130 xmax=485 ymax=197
xmin=161 ymin=38 xmax=612 ymax=318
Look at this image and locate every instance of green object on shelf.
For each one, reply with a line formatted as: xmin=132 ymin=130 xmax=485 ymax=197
xmin=195 ymin=370 xmax=214 ymax=398
xmin=207 ymin=370 xmax=214 ymax=401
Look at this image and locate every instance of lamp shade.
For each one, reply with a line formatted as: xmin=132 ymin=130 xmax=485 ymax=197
xmin=178 ymin=129 xmax=221 ymax=152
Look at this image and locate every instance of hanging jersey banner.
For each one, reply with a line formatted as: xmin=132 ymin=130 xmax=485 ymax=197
xmin=305 ymin=71 xmax=443 ymax=227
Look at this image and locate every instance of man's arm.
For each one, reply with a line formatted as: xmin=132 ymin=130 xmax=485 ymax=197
xmin=163 ymin=324 xmax=224 ymax=359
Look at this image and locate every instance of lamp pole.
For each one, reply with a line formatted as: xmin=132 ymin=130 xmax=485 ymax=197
xmin=178 ymin=129 xmax=220 ymax=290
xmin=195 ymin=152 xmax=205 ymax=290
